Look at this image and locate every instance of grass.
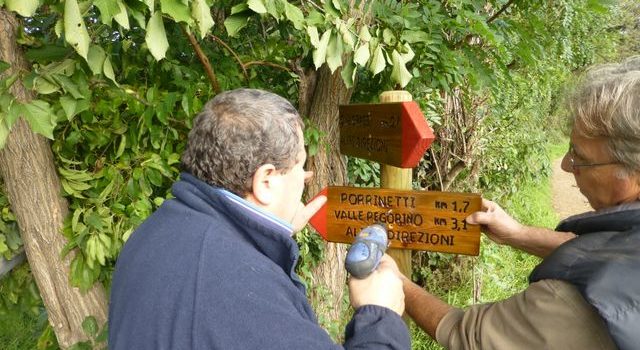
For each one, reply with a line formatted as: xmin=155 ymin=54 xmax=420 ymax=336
xmin=410 ymin=141 xmax=567 ymax=349
xmin=0 ymin=310 xmax=42 ymax=350
xmin=0 ymin=269 xmax=44 ymax=350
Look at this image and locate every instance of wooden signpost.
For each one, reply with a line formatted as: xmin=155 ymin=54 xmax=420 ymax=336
xmin=339 ymin=101 xmax=435 ymax=168
xmin=309 ymin=186 xmax=482 ymax=255
xmin=311 ymin=90 xmax=481 ymax=295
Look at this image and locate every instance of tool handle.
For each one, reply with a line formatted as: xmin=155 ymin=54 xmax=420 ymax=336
xmin=345 ymin=224 xmax=388 ymax=279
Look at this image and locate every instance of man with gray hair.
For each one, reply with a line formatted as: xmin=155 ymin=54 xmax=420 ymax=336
xmin=108 ymin=88 xmax=410 ymax=349
xmin=402 ymin=56 xmax=640 ymax=349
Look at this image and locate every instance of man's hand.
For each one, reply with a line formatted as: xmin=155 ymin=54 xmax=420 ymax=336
xmin=290 ymin=194 xmax=327 ymax=233
xmin=465 ymin=198 xmax=525 ymax=245
xmin=348 ymin=254 xmax=405 ymax=316
xmin=466 ymin=198 xmax=575 ymax=257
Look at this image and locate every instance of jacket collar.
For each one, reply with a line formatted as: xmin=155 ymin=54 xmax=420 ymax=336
xmin=556 ymin=201 xmax=640 ymax=235
xmin=172 ymin=173 xmax=300 ymax=278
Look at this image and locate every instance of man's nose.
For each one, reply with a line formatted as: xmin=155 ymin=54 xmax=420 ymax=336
xmin=560 ymin=153 xmax=574 ymax=173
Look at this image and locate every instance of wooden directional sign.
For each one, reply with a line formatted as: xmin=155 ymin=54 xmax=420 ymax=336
xmin=339 ymin=101 xmax=435 ymax=168
xmin=309 ymin=186 xmax=482 ymax=256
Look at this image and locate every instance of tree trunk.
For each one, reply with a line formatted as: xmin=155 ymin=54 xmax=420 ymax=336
xmin=304 ymin=65 xmax=352 ymax=334
xmin=0 ymin=9 xmax=108 ymax=348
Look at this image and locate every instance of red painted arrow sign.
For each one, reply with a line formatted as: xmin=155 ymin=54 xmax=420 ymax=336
xmin=339 ymin=101 xmax=435 ymax=168
xmin=308 ymin=186 xmax=481 ymax=256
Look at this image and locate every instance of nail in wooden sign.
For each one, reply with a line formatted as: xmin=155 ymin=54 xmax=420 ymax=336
xmin=309 ymin=186 xmax=482 ymax=256
xmin=338 ymin=101 xmax=435 ymax=168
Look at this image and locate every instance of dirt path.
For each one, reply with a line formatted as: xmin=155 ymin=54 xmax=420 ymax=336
xmin=551 ymin=158 xmax=592 ymax=219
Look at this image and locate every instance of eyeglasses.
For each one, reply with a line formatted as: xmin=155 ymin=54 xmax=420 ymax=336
xmin=567 ymin=144 xmax=620 ymax=170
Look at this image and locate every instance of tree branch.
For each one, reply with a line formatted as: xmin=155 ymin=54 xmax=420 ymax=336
xmin=452 ymin=0 xmax=517 ymax=49
xmin=183 ymin=28 xmax=220 ymax=93
xmin=487 ymin=0 xmax=516 ymax=24
xmin=209 ymin=34 xmax=249 ymax=81
xmin=244 ymin=61 xmax=290 ymax=72
xmin=442 ymin=160 xmax=466 ymax=191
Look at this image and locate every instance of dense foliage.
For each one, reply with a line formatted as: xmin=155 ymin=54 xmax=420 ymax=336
xmin=0 ymin=0 xmax=635 ymax=348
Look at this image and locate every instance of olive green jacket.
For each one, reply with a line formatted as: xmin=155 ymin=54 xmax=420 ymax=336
xmin=436 ymin=279 xmax=616 ymax=350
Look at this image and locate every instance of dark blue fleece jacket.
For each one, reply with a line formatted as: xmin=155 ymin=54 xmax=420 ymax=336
xmin=108 ymin=173 xmax=410 ymax=350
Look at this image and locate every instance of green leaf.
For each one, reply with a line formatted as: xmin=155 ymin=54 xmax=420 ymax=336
xmin=340 ymin=59 xmax=355 ymax=89
xmin=1 ymin=72 xmax=18 ymax=93
xmin=336 ymin=19 xmax=354 ymax=50
xmin=0 ymin=119 xmax=9 ymax=149
xmin=353 ymin=42 xmax=369 ymax=66
xmin=75 ymin=98 xmax=90 ymax=116
xmin=55 ymin=18 xmax=63 ymax=38
xmin=369 ymin=43 xmax=385 ymax=75
xmin=103 ymin=56 xmax=117 ymax=85
xmin=46 ymin=58 xmax=76 ymax=76
xmin=26 ymin=45 xmax=72 ymax=63
xmin=358 ymin=26 xmax=371 ymax=42
xmin=230 ymin=3 xmax=248 ymax=15
xmin=5 ymin=0 xmax=40 ymax=17
xmin=64 ymin=0 xmax=91 ymax=59
xmin=130 ymin=8 xmax=147 ymax=29
xmin=191 ymin=0 xmax=214 ymax=39
xmin=306 ymin=9 xmax=323 ymax=26
xmin=224 ymin=13 xmax=250 ymax=37
xmin=72 ymin=208 xmax=83 ymax=232
xmin=145 ymin=11 xmax=169 ymax=60
xmin=59 ymin=95 xmax=77 ymax=120
xmin=5 ymin=102 xmax=20 ymax=127
xmin=312 ymin=30 xmax=331 ymax=69
xmin=161 ymin=0 xmax=193 ymax=24
xmin=0 ymin=60 xmax=10 ymax=74
xmin=382 ymin=28 xmax=396 ymax=46
xmin=113 ymin=0 xmax=130 ymax=29
xmin=86 ymin=212 xmax=104 ymax=230
xmin=264 ymin=0 xmax=281 ymax=19
xmin=18 ymin=100 xmax=56 ymax=139
xmin=283 ymin=1 xmax=304 ymax=30
xmin=0 ymin=236 xmax=7 ymax=255
xmin=390 ymin=49 xmax=412 ymax=88
xmin=247 ymin=0 xmax=267 ymax=14
xmin=115 ymin=135 xmax=127 ymax=158
xmin=32 ymin=76 xmax=60 ymax=95
xmin=59 ymin=167 xmax=93 ymax=182
xmin=145 ymin=168 xmax=163 ymax=187
xmin=145 ymin=0 xmax=155 ymax=11
xmin=331 ymin=0 xmax=342 ymax=13
xmin=93 ymin=0 xmax=120 ymax=25
xmin=326 ymin=32 xmax=343 ymax=73
xmin=307 ymin=26 xmax=319 ymax=47
xmin=87 ymin=45 xmax=106 ymax=75
xmin=52 ymin=74 xmax=84 ymax=99
xmin=82 ymin=316 xmax=98 ymax=337
xmin=399 ymin=43 xmax=414 ymax=63
xmin=400 ymin=30 xmax=430 ymax=44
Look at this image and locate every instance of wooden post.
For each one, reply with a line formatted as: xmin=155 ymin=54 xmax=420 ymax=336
xmin=380 ymin=91 xmax=413 ymax=279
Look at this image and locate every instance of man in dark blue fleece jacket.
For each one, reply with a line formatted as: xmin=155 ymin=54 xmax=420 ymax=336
xmin=108 ymin=88 xmax=411 ymax=349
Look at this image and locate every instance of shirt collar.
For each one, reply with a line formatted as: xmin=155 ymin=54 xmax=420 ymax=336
xmin=218 ymin=189 xmax=294 ymax=236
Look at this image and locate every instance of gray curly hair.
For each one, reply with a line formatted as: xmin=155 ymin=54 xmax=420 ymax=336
xmin=569 ymin=56 xmax=640 ymax=173
xmin=181 ymin=88 xmax=304 ymax=196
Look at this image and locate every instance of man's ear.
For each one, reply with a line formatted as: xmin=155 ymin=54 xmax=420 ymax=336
xmin=249 ymin=163 xmax=280 ymax=205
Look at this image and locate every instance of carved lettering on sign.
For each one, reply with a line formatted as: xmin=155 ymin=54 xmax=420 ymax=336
xmin=338 ymin=102 xmax=435 ymax=168
xmin=317 ymin=186 xmax=482 ymax=255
